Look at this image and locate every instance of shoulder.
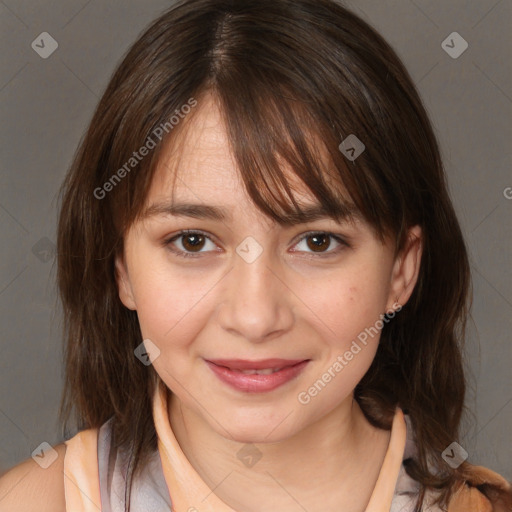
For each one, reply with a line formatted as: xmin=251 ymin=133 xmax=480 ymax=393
xmin=0 ymin=442 xmax=67 ymax=512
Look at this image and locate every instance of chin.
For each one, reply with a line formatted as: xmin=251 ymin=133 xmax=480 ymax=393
xmin=224 ymin=426 xmax=291 ymax=445
xmin=213 ymin=406 xmax=302 ymax=444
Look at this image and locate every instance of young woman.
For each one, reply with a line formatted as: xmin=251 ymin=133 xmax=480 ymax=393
xmin=0 ymin=0 xmax=510 ymax=511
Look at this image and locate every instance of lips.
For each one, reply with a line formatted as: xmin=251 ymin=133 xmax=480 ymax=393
xmin=207 ymin=358 xmax=306 ymax=371
xmin=205 ymin=358 xmax=310 ymax=393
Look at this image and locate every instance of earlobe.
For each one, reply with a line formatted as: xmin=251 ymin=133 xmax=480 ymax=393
xmin=115 ymin=255 xmax=137 ymax=310
xmin=387 ymin=225 xmax=423 ymax=311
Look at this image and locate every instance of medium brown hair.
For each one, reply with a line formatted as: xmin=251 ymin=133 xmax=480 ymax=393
xmin=56 ymin=0 xmax=508 ymax=510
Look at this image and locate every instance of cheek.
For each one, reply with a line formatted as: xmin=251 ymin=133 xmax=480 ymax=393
xmin=130 ymin=268 xmax=213 ymax=384
xmin=306 ymin=265 xmax=389 ymax=347
xmin=295 ymin=261 xmax=390 ymax=400
xmin=297 ymin=276 xmax=387 ymax=413
xmin=127 ymin=253 xmax=213 ymax=346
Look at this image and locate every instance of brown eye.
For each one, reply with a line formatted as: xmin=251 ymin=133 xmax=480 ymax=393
xmin=165 ymin=230 xmax=217 ymax=258
xmin=306 ymin=233 xmax=331 ymax=252
xmin=293 ymin=232 xmax=348 ymax=257
xmin=181 ymin=233 xmax=206 ymax=252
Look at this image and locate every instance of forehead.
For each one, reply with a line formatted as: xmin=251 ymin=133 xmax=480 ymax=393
xmin=137 ymin=91 xmax=369 ymax=233
xmin=147 ymin=92 xmax=323 ymax=207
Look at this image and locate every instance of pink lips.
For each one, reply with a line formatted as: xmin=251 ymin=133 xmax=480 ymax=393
xmin=205 ymin=358 xmax=310 ymax=393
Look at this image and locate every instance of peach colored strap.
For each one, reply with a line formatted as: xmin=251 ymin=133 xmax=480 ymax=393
xmin=154 ymin=380 xmax=237 ymax=512
xmin=63 ymin=428 xmax=102 ymax=512
xmin=364 ymin=408 xmax=408 ymax=512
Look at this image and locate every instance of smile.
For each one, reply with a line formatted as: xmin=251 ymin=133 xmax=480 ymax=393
xmin=235 ymin=367 xmax=284 ymax=375
xmin=204 ymin=358 xmax=310 ymax=393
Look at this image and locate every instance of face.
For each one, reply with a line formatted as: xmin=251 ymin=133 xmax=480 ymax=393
xmin=116 ymin=93 xmax=422 ymax=444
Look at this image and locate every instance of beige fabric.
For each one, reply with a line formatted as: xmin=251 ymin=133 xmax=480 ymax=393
xmin=63 ymin=427 xmax=102 ymax=511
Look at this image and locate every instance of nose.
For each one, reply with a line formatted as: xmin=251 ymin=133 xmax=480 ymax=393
xmin=216 ymin=244 xmax=294 ymax=343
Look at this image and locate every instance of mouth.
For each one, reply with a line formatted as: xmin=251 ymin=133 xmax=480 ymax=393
xmin=204 ymin=358 xmax=310 ymax=393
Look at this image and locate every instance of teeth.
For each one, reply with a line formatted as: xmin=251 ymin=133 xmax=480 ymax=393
xmin=237 ymin=367 xmax=283 ymax=375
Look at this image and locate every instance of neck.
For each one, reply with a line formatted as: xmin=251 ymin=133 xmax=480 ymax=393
xmin=168 ymin=392 xmax=391 ymax=512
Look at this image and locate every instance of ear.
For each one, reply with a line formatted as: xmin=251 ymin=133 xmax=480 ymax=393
xmin=115 ymin=254 xmax=137 ymax=310
xmin=386 ymin=225 xmax=422 ymax=311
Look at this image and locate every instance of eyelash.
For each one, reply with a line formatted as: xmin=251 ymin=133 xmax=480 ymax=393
xmin=163 ymin=230 xmax=349 ymax=259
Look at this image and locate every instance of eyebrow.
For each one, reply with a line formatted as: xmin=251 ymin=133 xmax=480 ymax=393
xmin=140 ymin=201 xmax=362 ymax=226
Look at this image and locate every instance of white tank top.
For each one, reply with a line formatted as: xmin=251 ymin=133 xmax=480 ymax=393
xmin=96 ymin=417 xmax=172 ymax=510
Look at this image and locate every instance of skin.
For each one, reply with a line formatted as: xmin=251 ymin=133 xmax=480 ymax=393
xmin=116 ymin=92 xmax=423 ymax=512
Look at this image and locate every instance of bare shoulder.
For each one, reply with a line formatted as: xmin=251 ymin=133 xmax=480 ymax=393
xmin=0 ymin=442 xmax=67 ymax=512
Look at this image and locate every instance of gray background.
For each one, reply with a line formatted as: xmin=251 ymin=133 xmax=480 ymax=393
xmin=0 ymin=0 xmax=511 ymax=480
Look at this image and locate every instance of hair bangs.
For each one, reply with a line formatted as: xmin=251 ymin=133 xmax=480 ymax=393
xmin=209 ymin=83 xmax=383 ymax=238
